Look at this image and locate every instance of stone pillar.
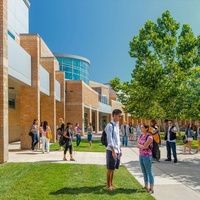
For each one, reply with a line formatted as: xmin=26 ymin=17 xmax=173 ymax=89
xmin=81 ymin=103 xmax=85 ymax=135
xmin=0 ymin=0 xmax=8 ymax=163
xmin=95 ymin=110 xmax=99 ymax=133
xmin=88 ymin=107 xmax=92 ymax=124
xmin=20 ymin=35 xmax=40 ymax=149
xmin=40 ymin=58 xmax=56 ymax=142
xmin=55 ymin=71 xmax=65 ymax=126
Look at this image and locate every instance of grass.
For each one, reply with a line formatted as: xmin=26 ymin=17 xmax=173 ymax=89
xmin=50 ymin=139 xmax=106 ymax=152
xmin=160 ymin=132 xmax=199 ymax=149
xmin=0 ymin=163 xmax=154 ymax=200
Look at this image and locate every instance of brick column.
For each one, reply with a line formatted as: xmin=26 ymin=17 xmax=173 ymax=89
xmin=20 ymin=35 xmax=40 ymax=149
xmin=95 ymin=110 xmax=99 ymax=133
xmin=55 ymin=71 xmax=65 ymax=125
xmin=0 ymin=0 xmax=8 ymax=163
xmin=40 ymin=58 xmax=56 ymax=142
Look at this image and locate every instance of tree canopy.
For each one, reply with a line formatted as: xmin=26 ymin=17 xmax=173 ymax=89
xmin=110 ymin=10 xmax=200 ymax=120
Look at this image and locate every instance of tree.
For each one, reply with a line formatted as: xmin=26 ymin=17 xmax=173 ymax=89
xmin=110 ymin=10 xmax=200 ymax=121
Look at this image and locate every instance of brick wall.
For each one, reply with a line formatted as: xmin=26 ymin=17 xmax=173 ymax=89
xmin=55 ymin=71 xmax=65 ymax=125
xmin=0 ymin=0 xmax=8 ymax=163
xmin=40 ymin=58 xmax=56 ymax=142
xmin=8 ymin=95 xmax=21 ymax=142
xmin=20 ymin=34 xmax=40 ymax=149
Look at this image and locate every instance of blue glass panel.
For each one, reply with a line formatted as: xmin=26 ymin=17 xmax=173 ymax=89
xmin=65 ymin=72 xmax=72 ymax=80
xmin=64 ymin=58 xmax=72 ymax=65
xmin=73 ymin=59 xmax=80 ymax=67
xmin=8 ymin=30 xmax=15 ymax=40
xmin=73 ymin=68 xmax=80 ymax=75
xmin=73 ymin=74 xmax=80 ymax=80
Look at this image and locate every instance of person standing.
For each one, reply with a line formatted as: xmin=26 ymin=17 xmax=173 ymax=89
xmin=106 ymin=109 xmax=122 ymax=191
xmin=74 ymin=123 xmax=82 ymax=147
xmin=87 ymin=122 xmax=93 ymax=147
xmin=57 ymin=118 xmax=65 ymax=151
xmin=63 ymin=122 xmax=75 ymax=161
xmin=41 ymin=121 xmax=51 ymax=153
xmin=129 ymin=122 xmax=135 ymax=141
xmin=196 ymin=125 xmax=200 ymax=153
xmin=121 ymin=121 xmax=129 ymax=147
xmin=136 ymin=122 xmax=141 ymax=139
xmin=149 ymin=119 xmax=161 ymax=161
xmin=184 ymin=123 xmax=194 ymax=154
xmin=164 ymin=120 xmax=178 ymax=163
xmin=31 ymin=119 xmax=39 ymax=151
xmin=137 ymin=123 xmax=154 ymax=193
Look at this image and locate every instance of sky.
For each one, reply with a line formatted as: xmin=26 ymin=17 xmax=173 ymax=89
xmin=29 ymin=0 xmax=200 ymax=84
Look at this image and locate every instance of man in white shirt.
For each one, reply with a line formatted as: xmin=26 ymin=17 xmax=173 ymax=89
xmin=105 ymin=109 xmax=122 ymax=191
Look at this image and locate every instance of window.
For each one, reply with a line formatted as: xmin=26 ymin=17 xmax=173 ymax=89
xmin=8 ymin=30 xmax=15 ymax=40
xmin=101 ymin=95 xmax=107 ymax=104
xmin=9 ymin=98 xmax=15 ymax=109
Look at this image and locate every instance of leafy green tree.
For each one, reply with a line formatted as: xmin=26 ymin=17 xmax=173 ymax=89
xmin=110 ymin=10 xmax=200 ymax=121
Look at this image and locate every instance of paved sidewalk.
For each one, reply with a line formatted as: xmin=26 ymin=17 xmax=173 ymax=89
xmin=8 ymin=140 xmax=200 ymax=200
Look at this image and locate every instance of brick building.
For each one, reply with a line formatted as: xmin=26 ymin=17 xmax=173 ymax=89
xmin=0 ymin=0 xmax=134 ymax=163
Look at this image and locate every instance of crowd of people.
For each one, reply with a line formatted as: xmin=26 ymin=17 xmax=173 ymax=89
xmin=105 ymin=110 xmax=200 ymax=193
xmin=29 ymin=118 xmax=94 ymax=161
xmin=29 ymin=113 xmax=200 ymax=194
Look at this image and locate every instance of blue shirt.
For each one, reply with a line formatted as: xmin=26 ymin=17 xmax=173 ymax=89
xmin=106 ymin=121 xmax=121 ymax=153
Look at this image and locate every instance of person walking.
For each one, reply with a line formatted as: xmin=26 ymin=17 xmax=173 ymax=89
xmin=57 ymin=118 xmax=65 ymax=151
xmin=137 ymin=123 xmax=154 ymax=194
xmin=41 ymin=121 xmax=51 ymax=153
xmin=164 ymin=120 xmax=178 ymax=163
xmin=121 ymin=121 xmax=129 ymax=147
xmin=106 ymin=109 xmax=122 ymax=191
xmin=74 ymin=123 xmax=82 ymax=147
xmin=30 ymin=119 xmax=39 ymax=151
xmin=87 ymin=122 xmax=93 ymax=147
xmin=63 ymin=122 xmax=75 ymax=161
xmin=184 ymin=123 xmax=194 ymax=154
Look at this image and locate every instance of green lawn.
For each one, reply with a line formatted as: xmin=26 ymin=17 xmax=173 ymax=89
xmin=50 ymin=139 xmax=106 ymax=152
xmin=0 ymin=163 xmax=154 ymax=200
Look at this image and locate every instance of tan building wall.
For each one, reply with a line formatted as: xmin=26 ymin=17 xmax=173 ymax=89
xmin=89 ymin=81 xmax=110 ymax=97
xmin=8 ymin=95 xmax=21 ymax=142
xmin=66 ymin=80 xmax=99 ymax=133
xmin=0 ymin=0 xmax=9 ymax=163
xmin=40 ymin=57 xmax=57 ymax=142
xmin=20 ymin=34 xmax=40 ymax=149
xmin=55 ymin=71 xmax=65 ymax=126
xmin=40 ymin=38 xmax=56 ymax=59
xmin=82 ymin=82 xmax=98 ymax=108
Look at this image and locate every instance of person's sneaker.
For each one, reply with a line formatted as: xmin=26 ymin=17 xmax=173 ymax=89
xmin=70 ymin=158 xmax=75 ymax=161
xmin=164 ymin=159 xmax=172 ymax=161
xmin=148 ymin=189 xmax=154 ymax=194
xmin=174 ymin=159 xmax=177 ymax=163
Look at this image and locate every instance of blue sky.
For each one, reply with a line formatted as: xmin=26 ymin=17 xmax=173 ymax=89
xmin=29 ymin=0 xmax=200 ymax=84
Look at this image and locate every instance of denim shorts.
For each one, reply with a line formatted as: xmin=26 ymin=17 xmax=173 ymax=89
xmin=106 ymin=150 xmax=120 ymax=170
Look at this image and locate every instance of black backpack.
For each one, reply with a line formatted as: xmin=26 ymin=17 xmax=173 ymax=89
xmin=101 ymin=122 xmax=114 ymax=146
xmin=140 ymin=134 xmax=160 ymax=160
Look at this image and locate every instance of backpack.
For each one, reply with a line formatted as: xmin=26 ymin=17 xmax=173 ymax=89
xmin=46 ymin=129 xmax=52 ymax=139
xmin=141 ymin=134 xmax=160 ymax=160
xmin=101 ymin=122 xmax=114 ymax=146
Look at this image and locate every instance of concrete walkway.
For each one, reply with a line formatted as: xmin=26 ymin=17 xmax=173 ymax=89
xmin=8 ymin=139 xmax=200 ymax=200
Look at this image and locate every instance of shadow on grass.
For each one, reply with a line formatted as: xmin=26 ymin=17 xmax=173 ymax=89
xmin=50 ymin=185 xmax=145 ymax=196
